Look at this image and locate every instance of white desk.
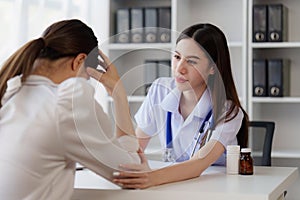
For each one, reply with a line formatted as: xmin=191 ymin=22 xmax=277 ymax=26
xmin=73 ymin=161 xmax=298 ymax=200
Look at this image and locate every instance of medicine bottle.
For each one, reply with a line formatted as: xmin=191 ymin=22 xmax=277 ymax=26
xmin=239 ymin=148 xmax=253 ymax=175
xmin=226 ymin=145 xmax=240 ymax=174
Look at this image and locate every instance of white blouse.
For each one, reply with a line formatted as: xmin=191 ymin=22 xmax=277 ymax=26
xmin=0 ymin=75 xmax=140 ymax=200
xmin=135 ymin=77 xmax=243 ymax=164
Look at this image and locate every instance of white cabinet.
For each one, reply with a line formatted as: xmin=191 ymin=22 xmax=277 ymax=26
xmin=248 ymin=1 xmax=300 ymax=198
xmin=248 ymin=0 xmax=300 ymax=159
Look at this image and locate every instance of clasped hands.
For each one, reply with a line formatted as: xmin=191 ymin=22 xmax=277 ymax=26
xmin=112 ymin=148 xmax=155 ymax=189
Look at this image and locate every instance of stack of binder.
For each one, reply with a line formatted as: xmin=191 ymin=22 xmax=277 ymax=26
xmin=252 ymin=4 xmax=288 ymax=42
xmin=253 ymin=59 xmax=290 ymax=97
xmin=144 ymin=60 xmax=171 ymax=94
xmin=115 ymin=7 xmax=171 ymax=43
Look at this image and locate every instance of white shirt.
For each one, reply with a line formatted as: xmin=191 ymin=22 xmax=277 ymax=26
xmin=0 ymin=75 xmax=140 ymax=200
xmin=135 ymin=78 xmax=244 ymax=164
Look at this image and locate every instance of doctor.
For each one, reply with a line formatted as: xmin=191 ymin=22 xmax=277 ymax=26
xmin=113 ymin=23 xmax=249 ymax=188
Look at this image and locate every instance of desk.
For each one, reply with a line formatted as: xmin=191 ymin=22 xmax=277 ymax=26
xmin=73 ymin=161 xmax=298 ymax=200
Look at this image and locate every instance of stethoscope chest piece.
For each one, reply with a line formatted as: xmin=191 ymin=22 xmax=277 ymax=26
xmin=162 ymin=148 xmax=176 ymax=162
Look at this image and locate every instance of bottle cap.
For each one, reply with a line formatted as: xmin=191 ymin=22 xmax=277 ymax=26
xmin=241 ymin=148 xmax=251 ymax=153
xmin=227 ymin=145 xmax=240 ymax=152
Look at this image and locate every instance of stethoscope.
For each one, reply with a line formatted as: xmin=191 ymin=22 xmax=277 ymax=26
xmin=163 ymin=109 xmax=214 ymax=162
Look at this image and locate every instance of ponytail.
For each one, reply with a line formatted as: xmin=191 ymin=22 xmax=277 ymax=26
xmin=0 ymin=38 xmax=44 ymax=107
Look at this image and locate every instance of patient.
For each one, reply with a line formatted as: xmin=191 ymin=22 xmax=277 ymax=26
xmin=0 ymin=19 xmax=140 ymax=199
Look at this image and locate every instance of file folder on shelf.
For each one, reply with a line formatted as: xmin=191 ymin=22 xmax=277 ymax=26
xmin=130 ymin=8 xmax=144 ymax=43
xmin=267 ymin=59 xmax=290 ymax=97
xmin=144 ymin=60 xmax=158 ymax=95
xmin=253 ymin=5 xmax=268 ymax=42
xmin=253 ymin=59 xmax=268 ymax=97
xmin=115 ymin=8 xmax=130 ymax=43
xmin=157 ymin=60 xmax=171 ymax=78
xmin=157 ymin=7 xmax=171 ymax=43
xmin=267 ymin=4 xmax=288 ymax=42
xmin=144 ymin=8 xmax=158 ymax=43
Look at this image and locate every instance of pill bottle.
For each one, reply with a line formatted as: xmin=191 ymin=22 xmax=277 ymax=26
xmin=239 ymin=148 xmax=254 ymax=175
xmin=226 ymin=145 xmax=240 ymax=174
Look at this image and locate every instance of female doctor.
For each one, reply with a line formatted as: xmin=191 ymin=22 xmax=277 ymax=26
xmin=0 ymin=19 xmax=140 ymax=199
xmin=113 ymin=23 xmax=249 ymax=188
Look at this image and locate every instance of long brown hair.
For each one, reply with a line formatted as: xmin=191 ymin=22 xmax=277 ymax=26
xmin=176 ymin=23 xmax=249 ymax=148
xmin=0 ymin=19 xmax=98 ymax=107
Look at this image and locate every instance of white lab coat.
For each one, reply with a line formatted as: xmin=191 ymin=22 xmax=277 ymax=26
xmin=135 ymin=77 xmax=243 ymax=163
xmin=0 ymin=75 xmax=140 ymax=200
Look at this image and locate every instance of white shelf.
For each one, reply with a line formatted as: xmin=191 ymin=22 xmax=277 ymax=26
xmin=252 ymin=97 xmax=300 ymax=103
xmin=228 ymin=41 xmax=243 ymax=48
xmin=272 ymin=150 xmax=300 ymax=159
xmin=108 ymin=41 xmax=242 ymax=50
xmin=251 ymin=42 xmax=300 ymax=49
xmin=107 ymin=43 xmax=172 ymax=50
xmin=253 ymin=150 xmax=300 ymax=159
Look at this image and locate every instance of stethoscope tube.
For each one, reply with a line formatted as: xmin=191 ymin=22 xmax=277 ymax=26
xmin=164 ymin=109 xmax=213 ymax=162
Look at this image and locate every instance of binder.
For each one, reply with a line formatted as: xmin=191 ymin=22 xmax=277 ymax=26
xmin=115 ymin=8 xmax=130 ymax=43
xmin=267 ymin=4 xmax=288 ymax=42
xmin=267 ymin=59 xmax=290 ymax=97
xmin=157 ymin=7 xmax=171 ymax=43
xmin=144 ymin=60 xmax=158 ymax=95
xmin=144 ymin=8 xmax=158 ymax=43
xmin=253 ymin=59 xmax=267 ymax=97
xmin=130 ymin=8 xmax=144 ymax=43
xmin=253 ymin=5 xmax=267 ymax=42
xmin=157 ymin=60 xmax=171 ymax=77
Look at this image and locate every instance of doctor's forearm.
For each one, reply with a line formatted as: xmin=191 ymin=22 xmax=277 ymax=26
xmin=150 ymin=159 xmax=208 ymax=186
xmin=150 ymin=141 xmax=225 ymax=186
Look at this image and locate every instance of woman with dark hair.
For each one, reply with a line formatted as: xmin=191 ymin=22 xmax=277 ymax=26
xmin=113 ymin=23 xmax=249 ymax=188
xmin=0 ymin=19 xmax=140 ymax=199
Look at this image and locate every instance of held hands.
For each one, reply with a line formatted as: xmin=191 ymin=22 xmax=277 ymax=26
xmin=113 ymin=148 xmax=154 ymax=189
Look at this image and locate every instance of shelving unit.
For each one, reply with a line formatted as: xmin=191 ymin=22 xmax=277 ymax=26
xmin=248 ymin=0 xmax=300 ymax=157
xmin=248 ymin=0 xmax=300 ymax=198
xmin=104 ymin=0 xmax=171 ymax=123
